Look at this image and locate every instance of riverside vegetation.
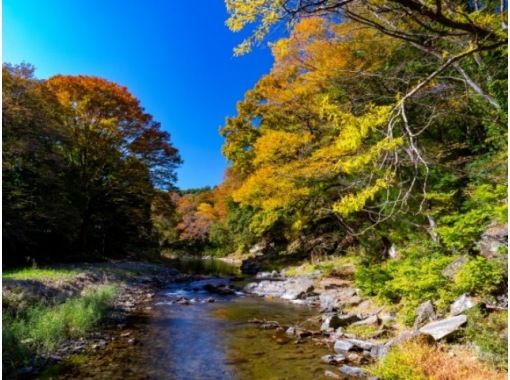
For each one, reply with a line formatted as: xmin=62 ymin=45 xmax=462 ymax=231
xmin=2 ymin=0 xmax=508 ymax=379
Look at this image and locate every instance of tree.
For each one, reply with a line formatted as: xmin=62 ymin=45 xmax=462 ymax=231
xmin=220 ymin=14 xmax=507 ymax=257
xmin=45 ymin=75 xmax=181 ymax=256
xmin=224 ymin=1 xmax=507 ymax=213
xmin=3 ymin=64 xmax=79 ymax=264
xmin=3 ymin=65 xmax=182 ymax=264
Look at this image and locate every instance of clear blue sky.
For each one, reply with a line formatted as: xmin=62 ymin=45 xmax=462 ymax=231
xmin=3 ymin=0 xmax=275 ymax=189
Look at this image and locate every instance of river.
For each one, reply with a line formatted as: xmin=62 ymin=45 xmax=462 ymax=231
xmin=42 ymin=258 xmax=336 ymax=380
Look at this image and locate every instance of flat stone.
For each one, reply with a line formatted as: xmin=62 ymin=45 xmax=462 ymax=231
xmin=324 ymin=370 xmax=341 ymax=379
xmin=321 ymin=353 xmax=346 ymax=365
xmin=351 ymin=314 xmax=379 ymax=327
xmin=338 ymin=365 xmax=368 ymax=378
xmin=419 ymin=315 xmax=467 ymax=340
xmin=348 ymin=338 xmax=375 ymax=350
xmin=281 ymin=277 xmax=314 ymax=300
xmin=450 ymin=294 xmax=477 ymax=316
xmin=334 ymin=339 xmax=355 ymax=353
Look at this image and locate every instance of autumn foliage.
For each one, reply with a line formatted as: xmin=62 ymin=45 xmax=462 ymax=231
xmin=3 ymin=64 xmax=181 ymax=264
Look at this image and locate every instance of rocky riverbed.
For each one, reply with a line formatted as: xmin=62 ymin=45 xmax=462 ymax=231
xmin=241 ymin=269 xmax=482 ymax=379
xmin=3 ymin=258 xmax=495 ymax=380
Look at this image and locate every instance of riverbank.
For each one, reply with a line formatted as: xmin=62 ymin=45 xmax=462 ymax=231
xmin=3 ymin=257 xmax=507 ymax=379
xmin=238 ymin=254 xmax=507 ymax=379
xmin=2 ymin=262 xmax=185 ymax=378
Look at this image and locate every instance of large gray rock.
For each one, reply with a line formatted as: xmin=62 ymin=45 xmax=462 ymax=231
xmin=320 ymin=289 xmax=343 ymax=312
xmin=281 ymin=277 xmax=314 ymax=300
xmin=413 ymin=300 xmax=436 ymax=328
xmin=334 ymin=339 xmax=355 ymax=353
xmin=244 ymin=276 xmax=314 ymax=300
xmin=419 ymin=315 xmax=467 ymax=340
xmin=319 ymin=287 xmax=358 ymax=311
xmin=243 ymin=280 xmax=286 ymax=297
xmin=334 ymin=338 xmax=375 ymax=353
xmin=478 ymin=224 xmax=508 ymax=260
xmin=450 ymin=294 xmax=477 ymax=316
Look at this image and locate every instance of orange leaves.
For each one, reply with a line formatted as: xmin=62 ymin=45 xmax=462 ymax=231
xmin=45 ymin=75 xmax=180 ymax=188
xmin=173 ymin=169 xmax=243 ymax=242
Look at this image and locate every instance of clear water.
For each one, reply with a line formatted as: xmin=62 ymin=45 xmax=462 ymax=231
xmin=42 ymin=259 xmax=341 ymax=380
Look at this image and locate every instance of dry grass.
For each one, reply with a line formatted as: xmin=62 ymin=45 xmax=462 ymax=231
xmin=371 ymin=338 xmax=507 ymax=380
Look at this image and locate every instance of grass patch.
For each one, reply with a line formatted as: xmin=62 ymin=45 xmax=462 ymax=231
xmin=3 ymin=267 xmax=82 ymax=281
xmin=344 ymin=323 xmax=380 ymax=339
xmin=284 ymin=255 xmax=359 ymax=277
xmin=3 ymin=284 xmax=118 ymax=375
xmin=370 ymin=338 xmax=506 ymax=380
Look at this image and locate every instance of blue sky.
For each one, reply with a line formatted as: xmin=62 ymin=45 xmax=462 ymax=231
xmin=3 ymin=0 xmax=275 ymax=189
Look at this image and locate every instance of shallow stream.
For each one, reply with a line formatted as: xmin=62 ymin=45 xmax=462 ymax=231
xmin=43 ymin=258 xmax=338 ymax=380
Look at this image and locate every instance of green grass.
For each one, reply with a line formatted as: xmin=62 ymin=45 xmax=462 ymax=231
xmin=3 ymin=284 xmax=118 ymax=375
xmin=3 ymin=267 xmax=82 ymax=281
xmin=284 ymin=255 xmax=358 ymax=277
xmin=344 ymin=323 xmax=380 ymax=339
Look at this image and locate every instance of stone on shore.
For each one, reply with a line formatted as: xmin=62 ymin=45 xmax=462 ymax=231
xmin=413 ymin=300 xmax=436 ymax=328
xmin=450 ymin=294 xmax=477 ymax=316
xmin=324 ymin=370 xmax=341 ymax=379
xmin=321 ymin=353 xmax=346 ymax=365
xmin=339 ymin=365 xmax=376 ymax=379
xmin=334 ymin=339 xmax=355 ymax=353
xmin=419 ymin=314 xmax=467 ymax=340
xmin=244 ymin=276 xmax=314 ymax=300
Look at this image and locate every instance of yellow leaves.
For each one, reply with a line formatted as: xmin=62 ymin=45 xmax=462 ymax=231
xmin=225 ymin=0 xmax=282 ymax=54
xmin=233 ymin=166 xmax=310 ymax=211
xmin=196 ymin=202 xmax=216 ymax=221
xmin=336 ymin=137 xmax=403 ymax=174
xmin=334 ymin=105 xmax=393 ymax=152
xmin=232 ymin=102 xmax=400 ymax=223
xmin=332 ymin=174 xmax=393 ymax=217
xmin=253 ymin=130 xmax=312 ymax=166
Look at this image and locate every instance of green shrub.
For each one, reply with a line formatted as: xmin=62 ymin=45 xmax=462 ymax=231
xmin=463 ymin=307 xmax=508 ymax=370
xmin=453 ymin=256 xmax=506 ymax=298
xmin=355 ymin=265 xmax=392 ymax=297
xmin=436 ymin=184 xmax=507 ymax=253
xmin=355 ymin=243 xmax=454 ymax=325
